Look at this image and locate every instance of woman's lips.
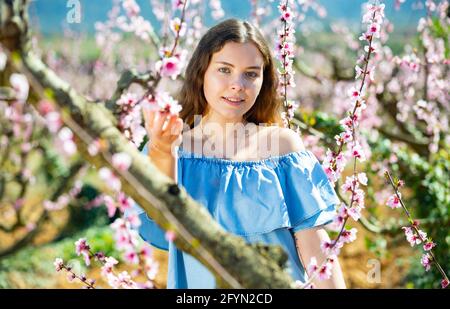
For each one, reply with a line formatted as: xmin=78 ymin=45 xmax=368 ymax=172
xmin=222 ymin=96 xmax=244 ymax=106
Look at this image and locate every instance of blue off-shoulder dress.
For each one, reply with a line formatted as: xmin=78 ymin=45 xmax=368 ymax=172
xmin=131 ymin=144 xmax=340 ymax=288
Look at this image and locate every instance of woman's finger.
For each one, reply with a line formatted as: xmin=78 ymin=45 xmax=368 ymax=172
xmin=173 ymin=118 xmax=184 ymax=136
xmin=162 ymin=115 xmax=179 ymax=136
xmin=142 ymin=107 xmax=155 ymax=130
xmin=165 ymin=120 xmax=184 ymax=145
xmin=154 ymin=111 xmax=169 ymax=136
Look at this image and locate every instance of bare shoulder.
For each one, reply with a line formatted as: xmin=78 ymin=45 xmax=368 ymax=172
xmin=263 ymin=126 xmax=305 ymax=155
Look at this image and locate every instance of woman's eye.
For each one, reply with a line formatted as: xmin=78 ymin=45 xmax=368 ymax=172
xmin=218 ymin=67 xmax=230 ymax=73
xmin=245 ymin=72 xmax=259 ymax=78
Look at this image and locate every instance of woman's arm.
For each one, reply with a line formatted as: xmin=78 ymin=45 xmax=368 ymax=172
xmin=294 ymin=227 xmax=347 ymax=289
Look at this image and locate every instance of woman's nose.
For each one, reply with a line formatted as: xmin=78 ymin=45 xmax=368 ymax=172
xmin=230 ymin=76 xmax=245 ymax=91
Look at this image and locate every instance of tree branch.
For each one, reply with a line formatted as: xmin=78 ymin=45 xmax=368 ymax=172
xmin=105 ymin=69 xmax=155 ymax=111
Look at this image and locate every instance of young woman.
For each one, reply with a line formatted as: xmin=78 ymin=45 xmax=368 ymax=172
xmin=137 ymin=19 xmax=346 ymax=289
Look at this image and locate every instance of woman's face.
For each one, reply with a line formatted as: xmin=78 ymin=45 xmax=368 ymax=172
xmin=203 ymin=42 xmax=264 ymax=123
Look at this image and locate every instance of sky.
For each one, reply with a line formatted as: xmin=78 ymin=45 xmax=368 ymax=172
xmin=29 ymin=0 xmax=425 ymax=36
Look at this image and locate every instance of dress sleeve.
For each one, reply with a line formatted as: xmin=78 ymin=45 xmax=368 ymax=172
xmin=125 ymin=143 xmax=169 ymax=251
xmin=133 ymin=205 xmax=169 ymax=251
xmin=279 ymin=151 xmax=340 ymax=234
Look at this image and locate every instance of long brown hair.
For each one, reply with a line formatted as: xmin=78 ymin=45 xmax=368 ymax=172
xmin=178 ymin=19 xmax=283 ymax=128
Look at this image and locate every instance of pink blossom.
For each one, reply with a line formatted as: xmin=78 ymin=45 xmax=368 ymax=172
xmin=105 ymin=256 xmax=118 ymax=267
xmin=210 ymin=0 xmax=225 ymax=20
xmin=363 ymin=3 xmax=385 ymax=22
xmin=101 ymin=257 xmax=118 ymax=277
xmin=341 ymin=175 xmax=358 ymax=193
xmin=115 ymin=232 xmax=131 ymax=251
xmin=54 ymin=258 xmax=64 ymax=272
xmin=347 ymin=206 xmax=362 ymax=221
xmin=307 ymin=257 xmax=318 ymax=274
xmin=165 ymin=230 xmax=177 ymax=242
xmin=340 ymin=116 xmax=354 ymax=130
xmin=347 ymin=87 xmax=361 ymax=100
xmin=364 ymin=44 xmax=377 ymax=54
xmin=75 ymin=238 xmax=91 ymax=266
xmin=67 ymin=273 xmax=76 ymax=282
xmin=367 ymin=23 xmax=380 ymax=38
xmin=323 ymin=165 xmax=336 ymax=183
xmin=155 ymin=91 xmax=182 ymax=115
xmin=88 ymin=139 xmax=102 ymax=156
xmin=423 ymin=241 xmax=436 ymax=251
xmin=98 ymin=167 xmax=122 ymax=192
xmin=140 ymin=246 xmax=153 ymax=259
xmin=122 ymin=0 xmax=140 ymax=17
xmin=335 ymin=153 xmax=347 ymax=171
xmin=75 ymin=238 xmax=90 ymax=255
xmin=355 ymin=65 xmax=364 ymax=79
xmin=126 ymin=211 xmax=141 ymax=228
xmin=110 ymin=217 xmax=127 ymax=230
xmin=104 ymin=195 xmax=117 ymax=217
xmin=145 ymin=259 xmax=159 ymax=281
xmin=353 ymin=188 xmax=365 ymax=208
xmin=131 ymin=16 xmax=154 ymax=41
xmin=351 ymin=142 xmax=366 ymax=161
xmin=421 ymin=253 xmax=432 ymax=271
xmin=172 ymin=0 xmax=186 ymax=10
xmin=25 ymin=222 xmax=36 ymax=232
xmin=340 ymin=228 xmax=357 ymax=244
xmin=10 ymin=73 xmax=29 ymax=101
xmin=155 ymin=56 xmax=182 ymax=80
xmin=359 ymin=32 xmax=372 ymax=42
xmin=57 ymin=127 xmax=77 ymax=157
xmin=328 ymin=207 xmax=346 ymax=232
xmin=124 ymin=250 xmax=139 ymax=264
xmin=94 ymin=252 xmax=106 ymax=262
xmin=442 ymin=279 xmax=449 ymax=289
xmin=169 ymin=17 xmax=187 ymax=37
xmin=402 ymin=227 xmax=427 ymax=246
xmin=117 ymin=271 xmax=138 ymax=289
xmin=106 ymin=274 xmax=121 ymax=289
xmin=212 ymin=10 xmax=225 ymax=20
xmin=45 ymin=111 xmax=62 ymax=133
xmin=116 ymin=93 xmax=138 ymax=112
xmin=117 ymin=191 xmax=133 ymax=213
xmin=0 ymin=49 xmax=6 ymax=71
xmin=386 ymin=193 xmax=401 ymax=209
xmin=43 ymin=195 xmax=70 ymax=211
xmin=318 ymin=262 xmax=333 ymax=281
xmin=320 ymin=240 xmax=342 ymax=256
xmin=357 ymin=173 xmax=368 ymax=185
xmin=141 ymin=95 xmax=161 ymax=113
xmin=38 ymin=100 xmax=55 ymax=115
xmin=112 ymin=152 xmax=132 ymax=172
xmin=417 ymin=229 xmax=427 ymax=242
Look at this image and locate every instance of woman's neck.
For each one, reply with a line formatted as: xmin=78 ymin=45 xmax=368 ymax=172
xmin=188 ymin=114 xmax=251 ymax=159
xmin=198 ymin=113 xmax=248 ymax=131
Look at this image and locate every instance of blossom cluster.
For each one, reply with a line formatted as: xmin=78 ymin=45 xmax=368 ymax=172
xmin=300 ymin=1 xmax=386 ymax=287
xmin=385 ymin=173 xmax=449 ymax=289
xmin=276 ymin=1 xmax=298 ymax=127
xmin=323 ymin=2 xmax=385 ymax=184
